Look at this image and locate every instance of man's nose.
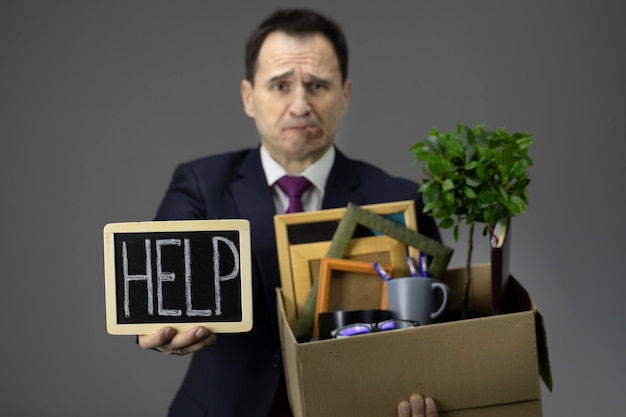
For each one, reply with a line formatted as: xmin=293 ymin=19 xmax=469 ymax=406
xmin=288 ymin=86 xmax=311 ymax=116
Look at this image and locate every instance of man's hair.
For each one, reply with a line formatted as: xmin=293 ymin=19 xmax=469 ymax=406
xmin=244 ymin=9 xmax=349 ymax=85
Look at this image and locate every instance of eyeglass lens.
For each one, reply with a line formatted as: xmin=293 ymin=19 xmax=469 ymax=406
xmin=333 ymin=319 xmax=418 ymax=338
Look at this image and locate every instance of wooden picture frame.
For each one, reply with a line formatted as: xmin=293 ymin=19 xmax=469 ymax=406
xmin=294 ymin=203 xmax=455 ymax=339
xmin=289 ymin=235 xmax=407 ymax=328
xmin=274 ymin=201 xmax=418 ymax=328
xmin=314 ymin=258 xmax=393 ymax=338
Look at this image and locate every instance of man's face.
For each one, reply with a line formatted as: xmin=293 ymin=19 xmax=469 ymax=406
xmin=241 ymin=31 xmax=351 ymax=172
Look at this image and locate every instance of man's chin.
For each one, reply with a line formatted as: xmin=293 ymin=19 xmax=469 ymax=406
xmin=286 ymin=140 xmax=329 ymax=159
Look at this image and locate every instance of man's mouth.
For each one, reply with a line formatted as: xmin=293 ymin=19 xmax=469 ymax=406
xmin=283 ymin=124 xmax=322 ymax=137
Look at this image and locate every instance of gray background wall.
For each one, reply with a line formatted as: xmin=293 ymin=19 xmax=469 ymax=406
xmin=1 ymin=1 xmax=624 ymax=416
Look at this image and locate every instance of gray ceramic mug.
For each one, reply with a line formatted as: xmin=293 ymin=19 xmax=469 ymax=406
xmin=386 ymin=277 xmax=450 ymax=325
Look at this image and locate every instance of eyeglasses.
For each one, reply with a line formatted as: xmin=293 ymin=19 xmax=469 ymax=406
xmin=330 ymin=319 xmax=419 ymax=338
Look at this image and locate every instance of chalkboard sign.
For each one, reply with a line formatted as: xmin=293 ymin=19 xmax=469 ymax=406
xmin=103 ymin=220 xmax=252 ymax=335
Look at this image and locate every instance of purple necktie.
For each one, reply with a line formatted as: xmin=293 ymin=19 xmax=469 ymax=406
xmin=276 ymin=175 xmax=312 ymax=213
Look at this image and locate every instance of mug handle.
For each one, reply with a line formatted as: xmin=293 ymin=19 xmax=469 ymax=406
xmin=430 ymin=282 xmax=450 ymax=320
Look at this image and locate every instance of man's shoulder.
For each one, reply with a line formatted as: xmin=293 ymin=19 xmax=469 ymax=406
xmin=336 ymin=149 xmax=418 ymax=189
xmin=183 ymin=148 xmax=258 ymax=169
xmin=172 ymin=148 xmax=261 ymax=180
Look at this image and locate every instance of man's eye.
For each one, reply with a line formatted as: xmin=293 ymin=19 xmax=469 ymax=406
xmin=308 ymin=82 xmax=328 ymax=93
xmin=273 ymin=82 xmax=288 ymax=91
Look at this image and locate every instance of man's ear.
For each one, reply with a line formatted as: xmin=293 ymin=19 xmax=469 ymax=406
xmin=341 ymin=79 xmax=352 ymax=114
xmin=241 ymin=79 xmax=255 ymax=118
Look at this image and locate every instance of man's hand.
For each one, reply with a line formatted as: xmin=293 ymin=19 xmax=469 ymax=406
xmin=398 ymin=394 xmax=438 ymax=417
xmin=138 ymin=326 xmax=216 ymax=355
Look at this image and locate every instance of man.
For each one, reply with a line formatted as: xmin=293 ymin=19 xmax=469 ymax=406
xmin=139 ymin=9 xmax=440 ymax=417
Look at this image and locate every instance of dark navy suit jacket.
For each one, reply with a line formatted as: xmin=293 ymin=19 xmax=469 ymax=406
xmin=155 ymin=146 xmax=441 ymax=417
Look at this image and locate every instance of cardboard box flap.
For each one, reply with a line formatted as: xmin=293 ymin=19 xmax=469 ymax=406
xmin=506 ymin=273 xmax=553 ymax=391
xmin=277 ymin=290 xmax=303 ymax=412
xmin=535 ymin=310 xmax=553 ymax=391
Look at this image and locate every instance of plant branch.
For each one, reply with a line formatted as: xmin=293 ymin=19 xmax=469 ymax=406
xmin=462 ymin=222 xmax=474 ymax=319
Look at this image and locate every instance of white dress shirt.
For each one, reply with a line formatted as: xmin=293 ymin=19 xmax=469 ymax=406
xmin=260 ymin=145 xmax=335 ymax=214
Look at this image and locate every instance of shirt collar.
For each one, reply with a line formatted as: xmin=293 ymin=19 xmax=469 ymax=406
xmin=260 ymin=145 xmax=335 ymax=193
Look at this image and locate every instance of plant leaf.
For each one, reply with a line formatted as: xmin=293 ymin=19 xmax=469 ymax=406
xmin=462 ymin=185 xmax=478 ymax=199
xmin=426 ymin=134 xmax=444 ymax=155
xmin=465 ymin=176 xmax=481 ymax=187
xmin=441 ymin=178 xmax=454 ymax=191
xmin=443 ymin=190 xmax=455 ymax=205
xmin=506 ymin=195 xmax=527 ymax=214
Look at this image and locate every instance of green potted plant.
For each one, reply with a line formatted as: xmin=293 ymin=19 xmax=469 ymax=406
xmin=409 ymin=124 xmax=533 ymax=318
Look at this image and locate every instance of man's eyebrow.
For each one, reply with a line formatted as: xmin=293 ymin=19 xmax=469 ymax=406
xmin=267 ymin=71 xmax=294 ymax=84
xmin=266 ymin=71 xmax=333 ymax=86
xmin=306 ymin=74 xmax=333 ymax=86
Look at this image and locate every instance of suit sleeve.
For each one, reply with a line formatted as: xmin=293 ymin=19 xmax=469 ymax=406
xmin=154 ymin=163 xmax=206 ymax=221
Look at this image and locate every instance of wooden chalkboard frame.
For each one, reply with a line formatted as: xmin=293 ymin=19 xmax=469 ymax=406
xmin=103 ymin=220 xmax=252 ymax=335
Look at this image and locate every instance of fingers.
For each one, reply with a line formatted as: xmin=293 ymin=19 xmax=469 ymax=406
xmin=398 ymin=394 xmax=438 ymax=417
xmin=424 ymin=397 xmax=438 ymax=417
xmin=397 ymin=400 xmax=411 ymax=417
xmin=410 ymin=394 xmax=426 ymax=417
xmin=409 ymin=394 xmax=438 ymax=417
xmin=138 ymin=326 xmax=216 ymax=355
xmin=138 ymin=327 xmax=175 ymax=350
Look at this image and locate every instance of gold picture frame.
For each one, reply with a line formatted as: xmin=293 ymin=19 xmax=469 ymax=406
xmin=314 ymin=258 xmax=393 ymax=338
xmin=290 ymin=235 xmax=406 ymax=329
xmin=274 ymin=200 xmax=419 ymax=329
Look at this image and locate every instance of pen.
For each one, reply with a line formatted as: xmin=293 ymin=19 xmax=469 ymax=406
xmin=417 ymin=252 xmax=429 ymax=278
xmin=373 ymin=262 xmax=392 ymax=281
xmin=406 ymin=256 xmax=418 ymax=277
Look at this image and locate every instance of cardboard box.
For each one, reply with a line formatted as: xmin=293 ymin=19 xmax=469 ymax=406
xmin=277 ymin=263 xmax=552 ymax=417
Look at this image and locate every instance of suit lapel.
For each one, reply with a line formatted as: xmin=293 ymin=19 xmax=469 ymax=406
xmin=230 ymin=149 xmax=282 ymax=316
xmin=322 ymin=148 xmax=366 ymax=209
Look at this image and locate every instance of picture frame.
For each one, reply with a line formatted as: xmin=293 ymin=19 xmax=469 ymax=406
xmin=294 ymin=203 xmax=454 ymax=339
xmin=274 ymin=200 xmax=419 ymax=329
xmin=289 ymin=235 xmax=407 ymax=328
xmin=314 ymin=258 xmax=393 ymax=338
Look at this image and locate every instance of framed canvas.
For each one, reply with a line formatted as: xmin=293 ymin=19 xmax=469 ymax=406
xmin=314 ymin=258 xmax=393 ymax=338
xmin=274 ymin=201 xmax=418 ymax=329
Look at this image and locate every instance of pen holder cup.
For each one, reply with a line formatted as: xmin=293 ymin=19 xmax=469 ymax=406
xmin=386 ymin=278 xmax=450 ymax=325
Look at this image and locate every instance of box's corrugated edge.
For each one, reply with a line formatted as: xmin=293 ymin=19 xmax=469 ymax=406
xmin=535 ymin=310 xmax=552 ymax=391
xmin=507 ymin=273 xmax=553 ymax=390
xmin=277 ymin=289 xmax=304 ymax=417
xmin=440 ymin=399 xmax=542 ymax=417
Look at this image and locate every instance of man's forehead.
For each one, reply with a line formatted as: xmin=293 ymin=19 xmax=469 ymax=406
xmin=256 ymin=32 xmax=340 ymax=78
